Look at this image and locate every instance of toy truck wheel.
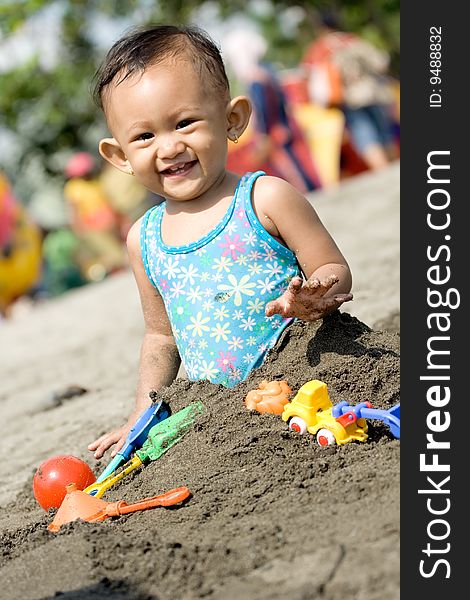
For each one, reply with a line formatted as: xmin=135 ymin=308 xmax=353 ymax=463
xmin=288 ymin=417 xmax=308 ymax=434
xmin=316 ymin=428 xmax=336 ymax=447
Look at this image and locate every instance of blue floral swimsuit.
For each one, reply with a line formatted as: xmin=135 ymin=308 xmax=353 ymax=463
xmin=140 ymin=171 xmax=300 ymax=387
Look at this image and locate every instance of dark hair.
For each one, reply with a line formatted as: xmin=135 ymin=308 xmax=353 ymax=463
xmin=93 ymin=24 xmax=230 ymax=109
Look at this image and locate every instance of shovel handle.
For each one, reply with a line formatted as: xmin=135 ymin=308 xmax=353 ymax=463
xmin=117 ymin=486 xmax=191 ymax=515
xmin=84 ymin=455 xmax=143 ymax=498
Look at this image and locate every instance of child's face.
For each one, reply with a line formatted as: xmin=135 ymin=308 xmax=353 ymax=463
xmin=102 ymin=59 xmax=233 ymax=202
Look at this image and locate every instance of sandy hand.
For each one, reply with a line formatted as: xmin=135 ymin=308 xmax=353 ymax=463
xmin=88 ymin=422 xmax=133 ymax=460
xmin=265 ymin=275 xmax=353 ymax=322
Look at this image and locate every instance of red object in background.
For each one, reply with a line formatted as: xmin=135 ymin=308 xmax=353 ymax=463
xmin=64 ymin=152 xmax=96 ymax=178
xmin=280 ymin=72 xmax=310 ymax=105
xmin=33 ymin=455 xmax=96 ymax=511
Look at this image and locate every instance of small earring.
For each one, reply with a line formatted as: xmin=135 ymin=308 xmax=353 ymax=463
xmin=231 ymin=132 xmax=239 ymax=144
xmin=128 ymin=165 xmax=134 ymax=176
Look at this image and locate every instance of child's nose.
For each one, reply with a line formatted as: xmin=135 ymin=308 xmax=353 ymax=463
xmin=156 ymin=135 xmax=185 ymax=160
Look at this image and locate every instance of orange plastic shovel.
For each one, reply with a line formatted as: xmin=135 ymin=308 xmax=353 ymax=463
xmin=48 ymin=483 xmax=190 ymax=532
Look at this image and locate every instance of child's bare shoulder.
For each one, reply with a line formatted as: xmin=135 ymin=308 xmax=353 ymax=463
xmin=252 ymin=174 xmax=312 ymax=214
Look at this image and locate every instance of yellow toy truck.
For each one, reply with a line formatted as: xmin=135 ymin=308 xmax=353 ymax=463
xmin=281 ymin=380 xmax=369 ymax=446
xmin=281 ymin=379 xmax=400 ymax=446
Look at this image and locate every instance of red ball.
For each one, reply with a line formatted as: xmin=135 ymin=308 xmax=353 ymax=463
xmin=33 ymin=455 xmax=96 ymax=511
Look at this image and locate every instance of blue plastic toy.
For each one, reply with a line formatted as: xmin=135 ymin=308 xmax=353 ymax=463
xmin=332 ymin=401 xmax=400 ymax=439
xmin=94 ymin=399 xmax=170 ymax=485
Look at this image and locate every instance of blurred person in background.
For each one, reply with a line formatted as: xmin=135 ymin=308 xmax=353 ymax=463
xmin=302 ymin=11 xmax=398 ymax=171
xmin=0 ymin=170 xmax=42 ymax=318
xmin=223 ymin=29 xmax=322 ymax=194
xmin=63 ymin=151 xmax=128 ymax=282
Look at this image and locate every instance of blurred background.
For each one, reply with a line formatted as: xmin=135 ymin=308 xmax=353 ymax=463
xmin=0 ymin=0 xmax=399 ymax=319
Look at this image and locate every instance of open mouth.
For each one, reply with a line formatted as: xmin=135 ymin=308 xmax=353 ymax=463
xmin=161 ymin=161 xmax=197 ymax=176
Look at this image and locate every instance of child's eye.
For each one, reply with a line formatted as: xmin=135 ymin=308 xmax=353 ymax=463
xmin=176 ymin=119 xmax=194 ymax=130
xmin=137 ymin=132 xmax=154 ymax=141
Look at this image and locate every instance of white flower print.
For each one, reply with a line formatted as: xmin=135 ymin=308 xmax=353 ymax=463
xmin=263 ymin=247 xmax=276 ymax=261
xmin=200 ymin=271 xmax=210 ymax=282
xmin=199 ymin=360 xmax=219 ymax=381
xmin=242 ymin=231 xmax=256 ymax=247
xmin=156 ymin=247 xmax=166 ymax=264
xmin=243 ymin=353 xmax=255 ymax=364
xmin=186 ymin=312 xmax=210 ymax=337
xmin=186 ymin=286 xmax=203 ymax=304
xmin=229 ymin=367 xmax=242 ymax=382
xmin=232 ymin=309 xmax=244 ymax=321
xmin=162 ymin=257 xmax=181 ymax=280
xmin=226 ymin=220 xmax=238 ymax=235
xmin=240 ymin=316 xmax=256 ymax=331
xmin=185 ymin=360 xmax=199 ymax=380
xmin=228 ymin=336 xmax=244 ymax=351
xmin=246 ymin=335 xmax=257 ymax=346
xmin=212 ymin=271 xmax=223 ymax=282
xmin=204 ymin=287 xmax=214 ymax=297
xmin=198 ymin=339 xmax=208 ymax=349
xmin=210 ymin=322 xmax=231 ymax=342
xmin=192 ymin=349 xmax=203 ymax=361
xmin=217 ymin=274 xmax=256 ymax=306
xmin=149 ymin=238 xmax=158 ymax=255
xmin=235 ymin=254 xmax=248 ymax=266
xmin=203 ymin=299 xmax=214 ymax=312
xmin=247 ymin=298 xmax=265 ymax=314
xmin=213 ymin=306 xmax=230 ymax=321
xmin=248 ymin=250 xmax=263 ymax=261
xmin=247 ymin=262 xmax=263 ymax=276
xmin=170 ymin=280 xmax=185 ymax=298
xmin=212 ymin=256 xmax=233 ymax=272
xmin=178 ymin=264 xmax=199 ymax=286
xmin=256 ymin=276 xmax=276 ymax=295
xmin=264 ymin=261 xmax=283 ymax=277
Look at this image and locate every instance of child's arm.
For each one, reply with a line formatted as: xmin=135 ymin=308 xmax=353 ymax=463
xmin=251 ymin=176 xmax=353 ymax=321
xmin=88 ymin=218 xmax=181 ymax=459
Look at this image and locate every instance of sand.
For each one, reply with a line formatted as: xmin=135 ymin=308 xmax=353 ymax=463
xmin=0 ymin=163 xmax=400 ymax=600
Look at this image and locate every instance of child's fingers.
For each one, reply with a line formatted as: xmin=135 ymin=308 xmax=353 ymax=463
xmin=333 ymin=293 xmax=353 ymax=303
xmin=110 ymin=437 xmax=126 ymax=457
xmin=89 ymin=431 xmax=120 ymax=459
xmin=265 ymin=299 xmax=281 ymax=317
xmin=324 ymin=274 xmax=340 ymax=287
xmin=287 ymin=276 xmax=304 ymax=294
xmin=88 ymin=433 xmax=109 ymax=451
xmin=305 ymin=274 xmax=339 ymax=292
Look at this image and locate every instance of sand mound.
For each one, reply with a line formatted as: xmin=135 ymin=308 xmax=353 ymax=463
xmin=0 ymin=313 xmax=399 ymax=600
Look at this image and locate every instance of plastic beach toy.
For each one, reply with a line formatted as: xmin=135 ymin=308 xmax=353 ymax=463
xmin=48 ymin=483 xmax=190 ymax=532
xmin=85 ymin=401 xmax=204 ymax=498
xmin=244 ymin=380 xmax=292 ymax=414
xmin=95 ymin=397 xmax=170 ymax=484
xmin=33 ymin=455 xmax=96 ymax=511
xmin=281 ymin=380 xmax=400 ymax=446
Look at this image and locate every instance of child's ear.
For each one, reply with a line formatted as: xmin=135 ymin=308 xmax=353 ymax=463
xmin=99 ymin=137 xmax=133 ymax=175
xmin=226 ymin=96 xmax=252 ymax=141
